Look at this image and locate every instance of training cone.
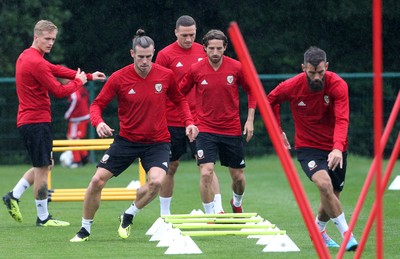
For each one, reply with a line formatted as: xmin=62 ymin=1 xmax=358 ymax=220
xmin=146 ymin=217 xmax=165 ymax=236
xmin=149 ymin=222 xmax=172 ymax=242
xmin=165 ymin=235 xmax=202 ymax=254
xmin=157 ymin=228 xmax=182 ymax=247
xmin=262 ymin=234 xmax=300 ymax=252
xmin=388 ymin=175 xmax=400 ymax=190
xmin=256 ymin=235 xmax=275 ymax=245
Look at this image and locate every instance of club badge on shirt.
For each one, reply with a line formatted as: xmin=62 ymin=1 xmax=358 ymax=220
xmin=155 ymin=83 xmax=162 ymax=93
xmin=324 ymin=95 xmax=330 ymax=105
xmin=227 ymin=75 xmax=234 ymax=85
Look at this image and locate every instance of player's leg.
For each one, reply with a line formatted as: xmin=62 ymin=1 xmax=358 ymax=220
xmin=3 ymin=168 xmax=34 ymax=223
xmin=220 ymin=135 xmax=246 ymax=213
xmin=197 ymin=133 xmax=218 ymax=214
xmin=118 ymin=142 xmax=169 ymax=239
xmin=159 ymin=127 xmax=186 ymax=215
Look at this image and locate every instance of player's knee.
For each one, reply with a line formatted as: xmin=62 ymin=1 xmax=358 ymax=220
xmin=90 ymin=175 xmax=107 ymax=190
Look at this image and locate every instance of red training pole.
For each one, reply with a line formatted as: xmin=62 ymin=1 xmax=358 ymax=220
xmin=337 ymin=91 xmax=400 ymax=258
xmin=227 ymin=22 xmax=330 ymax=259
xmin=355 ymin=133 xmax=400 ymax=258
xmin=372 ymin=0 xmax=384 ymax=257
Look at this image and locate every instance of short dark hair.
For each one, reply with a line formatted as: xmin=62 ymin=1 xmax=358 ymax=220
xmin=132 ymin=29 xmax=154 ymax=50
xmin=304 ymin=46 xmax=327 ymax=67
xmin=176 ymin=15 xmax=196 ymax=29
xmin=202 ymin=29 xmax=228 ymax=47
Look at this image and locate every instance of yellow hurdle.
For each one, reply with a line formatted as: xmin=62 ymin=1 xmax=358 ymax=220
xmin=48 ymin=138 xmax=146 ymax=202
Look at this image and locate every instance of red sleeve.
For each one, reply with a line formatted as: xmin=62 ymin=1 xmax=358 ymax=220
xmin=49 ymin=64 xmax=94 ymax=80
xmin=267 ymin=82 xmax=289 ymax=132
xmin=90 ymin=74 xmax=117 ymax=128
xmin=33 ymin=61 xmax=83 ymax=98
xmin=332 ymin=82 xmax=349 ymax=151
xmin=179 ymin=68 xmax=194 ymax=96
xmin=167 ymin=73 xmax=194 ymax=126
xmin=237 ymin=68 xmax=257 ymax=109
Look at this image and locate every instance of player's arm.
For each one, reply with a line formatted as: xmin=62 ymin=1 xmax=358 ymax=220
xmin=90 ymin=76 xmax=116 ymax=138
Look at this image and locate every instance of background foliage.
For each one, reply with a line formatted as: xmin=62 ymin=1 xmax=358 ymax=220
xmin=0 ymin=0 xmax=399 ymax=164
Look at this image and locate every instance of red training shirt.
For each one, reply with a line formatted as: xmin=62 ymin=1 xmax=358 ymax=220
xmin=155 ymin=41 xmax=205 ymax=126
xmin=15 ymin=47 xmax=93 ymax=127
xmin=180 ymin=56 xmax=256 ymax=136
xmin=90 ymin=63 xmax=194 ymax=143
xmin=64 ymin=87 xmax=90 ymax=122
xmin=267 ymin=71 xmax=349 ymax=152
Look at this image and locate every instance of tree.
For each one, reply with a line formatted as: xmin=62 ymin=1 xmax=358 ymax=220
xmin=0 ymin=0 xmax=71 ymax=77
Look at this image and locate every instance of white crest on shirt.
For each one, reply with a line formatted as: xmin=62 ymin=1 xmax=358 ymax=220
xmin=227 ymin=75 xmax=234 ymax=84
xmin=155 ymin=83 xmax=162 ymax=93
xmin=176 ymin=62 xmax=183 ymax=67
xmin=324 ymin=95 xmax=330 ymax=105
xmin=201 ymin=80 xmax=208 ymax=85
xmin=198 ymin=58 xmax=203 ymax=62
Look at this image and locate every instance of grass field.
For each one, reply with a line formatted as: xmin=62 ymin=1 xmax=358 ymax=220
xmin=0 ymin=155 xmax=399 ymax=258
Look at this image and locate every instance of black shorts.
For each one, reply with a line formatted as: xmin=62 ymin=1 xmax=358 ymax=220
xmin=196 ymin=132 xmax=245 ymax=168
xmin=97 ymin=135 xmax=170 ymax=176
xmin=18 ymin=123 xmax=53 ymax=167
xmin=297 ymin=147 xmax=347 ymax=192
xmin=168 ymin=126 xmax=197 ymax=161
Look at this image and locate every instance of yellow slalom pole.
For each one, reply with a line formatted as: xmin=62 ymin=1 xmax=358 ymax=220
xmin=162 ymin=212 xmax=258 ymax=219
xmin=165 ymin=218 xmax=264 ymax=224
xmin=172 ymin=223 xmax=276 ymax=229
xmin=53 ymin=139 xmax=113 ymax=146
xmin=181 ymin=230 xmax=286 ymax=237
xmin=138 ymin=159 xmax=146 ymax=187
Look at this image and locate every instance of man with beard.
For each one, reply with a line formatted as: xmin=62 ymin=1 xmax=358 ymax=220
xmin=180 ymin=29 xmax=256 ymax=214
xmin=267 ymin=46 xmax=358 ymax=252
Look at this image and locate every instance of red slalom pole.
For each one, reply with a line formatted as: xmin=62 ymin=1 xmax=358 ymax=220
xmin=355 ymin=133 xmax=400 ymax=258
xmin=337 ymin=91 xmax=400 ymax=258
xmin=227 ymin=22 xmax=330 ymax=259
xmin=372 ymin=0 xmax=384 ymax=257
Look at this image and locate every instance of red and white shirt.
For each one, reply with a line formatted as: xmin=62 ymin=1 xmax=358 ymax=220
xmin=90 ymin=63 xmax=193 ymax=143
xmin=180 ymin=56 xmax=256 ymax=136
xmin=155 ymin=41 xmax=205 ymax=126
xmin=64 ymin=87 xmax=90 ymax=122
xmin=267 ymin=71 xmax=349 ymax=152
xmin=15 ymin=47 xmax=93 ymax=127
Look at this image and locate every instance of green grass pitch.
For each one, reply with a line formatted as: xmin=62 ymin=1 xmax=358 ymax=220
xmin=0 ymin=155 xmax=399 ymax=258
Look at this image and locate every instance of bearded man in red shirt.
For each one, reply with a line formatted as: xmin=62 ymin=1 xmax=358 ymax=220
xmin=267 ymin=46 xmax=358 ymax=251
xmin=180 ymin=29 xmax=256 ymax=214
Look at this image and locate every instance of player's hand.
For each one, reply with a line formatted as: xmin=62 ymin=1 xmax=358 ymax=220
xmin=186 ymin=124 xmax=199 ymax=142
xmin=92 ymin=71 xmax=107 ymax=81
xmin=96 ymin=122 xmax=114 ymax=138
xmin=243 ymin=121 xmax=254 ymax=142
xmin=281 ymin=132 xmax=291 ymax=149
xmin=327 ymin=148 xmax=343 ymax=171
xmin=75 ymin=68 xmax=88 ymax=85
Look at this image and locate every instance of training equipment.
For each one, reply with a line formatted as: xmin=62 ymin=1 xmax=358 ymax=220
xmin=118 ymin=213 xmax=133 ymax=239
xmin=36 ymin=215 xmax=70 ymax=227
xmin=388 ymin=175 xmax=400 ymax=190
xmin=2 ymin=192 xmax=22 ymax=223
xmin=48 ymin=139 xmax=146 ymax=202
xmin=148 ymin=210 xmax=300 ymax=254
xmin=70 ymin=228 xmax=90 ymax=242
